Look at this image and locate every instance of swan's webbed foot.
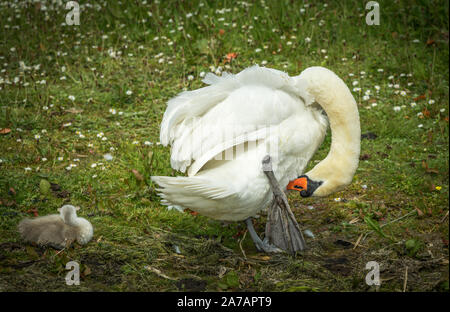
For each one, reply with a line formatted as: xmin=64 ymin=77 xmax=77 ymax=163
xmin=262 ymin=155 xmax=307 ymax=254
xmin=245 ymin=218 xmax=283 ymax=253
xmin=264 ymin=199 xmax=307 ymax=253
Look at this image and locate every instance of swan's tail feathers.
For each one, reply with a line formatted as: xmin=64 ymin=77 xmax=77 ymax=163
xmin=151 ymin=175 xmax=235 ymax=212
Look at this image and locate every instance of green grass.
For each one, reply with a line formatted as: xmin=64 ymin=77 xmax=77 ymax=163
xmin=0 ymin=0 xmax=448 ymax=291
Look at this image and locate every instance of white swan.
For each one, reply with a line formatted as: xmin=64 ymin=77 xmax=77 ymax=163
xmin=152 ymin=66 xmax=360 ymax=252
xmin=18 ymin=205 xmax=93 ymax=249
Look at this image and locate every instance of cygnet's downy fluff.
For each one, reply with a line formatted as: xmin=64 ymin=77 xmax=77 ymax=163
xmin=18 ymin=205 xmax=93 ymax=249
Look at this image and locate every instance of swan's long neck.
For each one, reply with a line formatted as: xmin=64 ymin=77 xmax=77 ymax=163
xmin=296 ymin=67 xmax=361 ymax=196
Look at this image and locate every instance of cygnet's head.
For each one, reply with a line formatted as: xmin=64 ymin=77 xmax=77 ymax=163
xmin=57 ymin=205 xmax=80 ymax=225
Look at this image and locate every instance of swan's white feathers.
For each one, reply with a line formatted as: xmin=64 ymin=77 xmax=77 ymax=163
xmin=152 ymin=176 xmax=236 ymax=200
xmin=152 ymin=66 xmax=360 ymax=221
xmin=187 ymin=127 xmax=269 ymax=176
xmin=160 ymin=65 xmax=315 ymax=173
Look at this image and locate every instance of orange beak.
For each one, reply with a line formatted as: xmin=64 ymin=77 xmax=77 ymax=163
xmin=287 ymin=177 xmax=308 ymax=192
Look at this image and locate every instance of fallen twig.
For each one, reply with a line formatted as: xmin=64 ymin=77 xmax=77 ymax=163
xmin=144 ymin=265 xmax=178 ymax=281
xmin=239 ymin=230 xmax=248 ymax=260
xmin=54 ymin=247 xmax=66 ymax=256
xmin=440 ymin=211 xmax=449 ymax=223
xmin=403 ymin=266 xmax=408 ymax=292
xmin=353 ymin=233 xmax=364 ymax=250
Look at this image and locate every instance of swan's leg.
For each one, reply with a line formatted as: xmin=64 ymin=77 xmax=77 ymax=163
xmin=244 ymin=218 xmax=282 ymax=253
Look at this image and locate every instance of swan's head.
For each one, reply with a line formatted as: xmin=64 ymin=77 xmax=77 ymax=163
xmin=287 ymin=175 xmax=323 ymax=197
xmin=286 ymin=145 xmax=359 ymax=198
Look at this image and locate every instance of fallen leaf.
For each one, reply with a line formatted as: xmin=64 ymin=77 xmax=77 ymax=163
xmin=426 ymin=39 xmax=435 ymax=45
xmin=219 ymin=29 xmax=225 ymax=35
xmin=225 ymin=52 xmax=237 ymax=63
xmin=132 ymin=169 xmax=144 ymax=181
xmin=415 ymin=208 xmax=424 ymax=217
xmin=26 ymin=208 xmax=38 ymax=217
xmin=83 ymin=265 xmax=92 ymax=276
xmin=185 ymin=209 xmax=198 ymax=216
xmin=422 ymin=160 xmax=439 ymax=174
xmin=413 ymin=94 xmax=426 ymax=101
xmin=0 ymin=128 xmax=11 ymax=135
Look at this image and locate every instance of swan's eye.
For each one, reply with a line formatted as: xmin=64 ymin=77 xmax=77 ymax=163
xmin=293 ymin=185 xmax=304 ymax=190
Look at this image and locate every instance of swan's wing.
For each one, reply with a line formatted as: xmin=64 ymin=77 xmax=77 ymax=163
xmin=187 ymin=127 xmax=269 ymax=176
xmin=160 ymin=65 xmax=315 ymax=173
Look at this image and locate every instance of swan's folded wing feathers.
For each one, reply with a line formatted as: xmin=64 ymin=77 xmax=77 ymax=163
xmin=161 ymin=65 xmax=314 ymax=173
xmin=187 ymin=127 xmax=270 ymax=176
xmin=160 ymin=81 xmax=239 ymax=146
